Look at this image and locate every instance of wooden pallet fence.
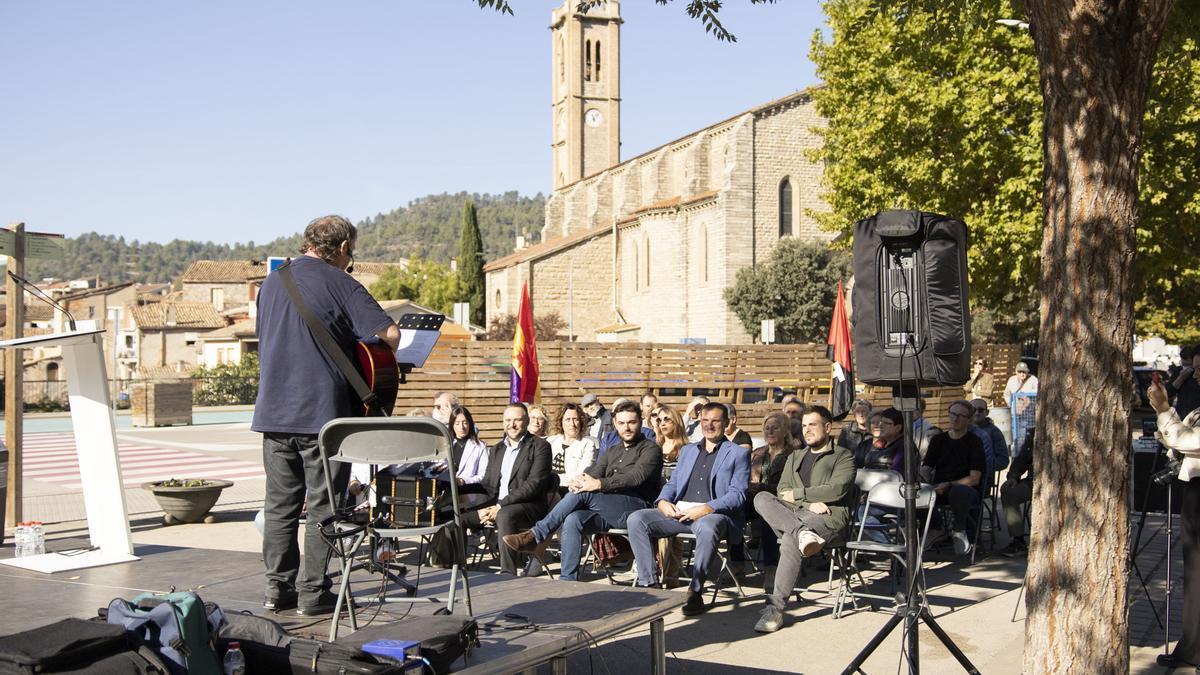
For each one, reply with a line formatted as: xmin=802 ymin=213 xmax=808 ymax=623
xmin=391 ymin=341 xmax=1022 ymax=443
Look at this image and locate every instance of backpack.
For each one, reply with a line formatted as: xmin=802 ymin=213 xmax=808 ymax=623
xmin=0 ymin=618 xmax=167 ymax=675
xmin=427 ymin=522 xmax=466 ymax=569
xmin=107 ymin=591 xmax=224 ymax=675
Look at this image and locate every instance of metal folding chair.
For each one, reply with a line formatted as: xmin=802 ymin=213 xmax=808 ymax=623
xmin=319 ymin=417 xmax=473 ymax=640
xmin=837 ymin=481 xmax=937 ymax=617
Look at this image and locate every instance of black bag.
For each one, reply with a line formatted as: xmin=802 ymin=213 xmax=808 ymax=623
xmin=427 ymin=522 xmax=466 ymax=569
xmin=0 ymin=618 xmax=166 ymax=674
xmin=287 ymin=639 xmax=404 ymax=674
xmin=338 ymin=616 xmax=479 ymax=674
xmin=216 ymin=612 xmax=293 ymax=673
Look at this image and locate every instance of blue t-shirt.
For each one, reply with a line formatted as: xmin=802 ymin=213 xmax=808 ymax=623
xmin=251 ymin=256 xmax=394 ymax=435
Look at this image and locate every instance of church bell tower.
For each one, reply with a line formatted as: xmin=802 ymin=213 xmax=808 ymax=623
xmin=550 ymin=0 xmax=621 ymax=190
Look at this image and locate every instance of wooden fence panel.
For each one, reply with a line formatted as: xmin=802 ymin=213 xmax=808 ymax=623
xmin=392 ymin=341 xmax=1022 ymax=442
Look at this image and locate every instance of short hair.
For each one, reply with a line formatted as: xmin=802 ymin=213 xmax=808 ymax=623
xmin=948 ymin=399 xmax=974 ymax=416
xmin=613 ymin=397 xmax=632 ymax=409
xmin=448 ymin=405 xmax=480 ymax=442
xmin=879 ymin=407 xmax=904 ymax=426
xmin=801 ymin=404 xmax=834 ymax=425
xmin=527 ymin=403 xmax=550 ymax=420
xmin=762 ymin=411 xmax=793 ymax=442
xmin=301 ymin=215 xmax=356 ymax=261
xmin=974 ymin=357 xmax=990 ymax=368
xmin=612 ymin=399 xmax=642 ymax=419
xmin=851 ymin=399 xmax=873 ymax=414
xmin=433 ymin=391 xmax=459 ymax=406
xmin=724 ymin=402 xmax=738 ymax=418
xmin=555 ymin=402 xmax=592 ymax=435
xmin=641 ymin=391 xmax=658 ymax=403
xmin=691 ymin=395 xmax=710 ymax=405
xmin=780 ymin=393 xmax=800 ymax=406
xmin=783 ymin=398 xmax=805 ymax=410
xmin=700 ymin=401 xmax=729 ymax=422
xmin=503 ymin=402 xmax=529 ymax=420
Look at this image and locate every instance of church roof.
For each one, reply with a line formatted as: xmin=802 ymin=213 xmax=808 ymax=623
xmin=484 ymin=223 xmax=611 ymax=273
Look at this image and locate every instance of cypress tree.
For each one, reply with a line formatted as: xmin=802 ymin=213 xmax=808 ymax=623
xmin=458 ymin=200 xmax=486 ymax=326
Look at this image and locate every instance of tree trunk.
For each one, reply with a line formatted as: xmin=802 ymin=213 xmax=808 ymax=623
xmin=1022 ymin=1 xmax=1174 ymax=672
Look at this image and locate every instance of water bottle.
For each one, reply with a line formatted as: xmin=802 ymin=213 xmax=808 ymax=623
xmin=31 ymin=522 xmax=45 ymax=556
xmin=14 ymin=523 xmax=29 ymax=558
xmin=222 ymin=641 xmax=245 ymax=675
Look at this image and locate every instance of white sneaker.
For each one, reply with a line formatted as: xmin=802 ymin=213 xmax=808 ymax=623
xmin=754 ymin=605 xmax=784 ymax=633
xmin=952 ymin=530 xmax=973 ymax=556
xmin=798 ymin=530 xmax=826 ymax=557
xmin=610 ymin=569 xmax=638 ymax=584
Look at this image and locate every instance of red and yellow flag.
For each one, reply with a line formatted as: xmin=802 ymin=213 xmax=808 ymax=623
xmin=510 ymin=282 xmax=539 ymax=403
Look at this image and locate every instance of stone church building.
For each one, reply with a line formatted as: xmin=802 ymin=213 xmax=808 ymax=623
xmin=484 ymin=0 xmax=832 ymax=344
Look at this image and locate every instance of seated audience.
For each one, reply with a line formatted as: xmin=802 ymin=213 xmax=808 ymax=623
xmin=837 ymin=399 xmax=873 ymax=451
xmin=460 ymin=404 xmax=555 ymax=575
xmin=1000 ymin=428 xmax=1034 ymax=557
xmin=970 ymin=398 xmax=1010 ymax=474
xmin=651 ymin=403 xmax=691 ymax=585
xmin=911 ymin=397 xmax=941 ymax=458
xmin=748 ymin=412 xmax=795 ymax=575
xmin=724 ymin=403 xmax=753 ymax=449
xmin=640 ymin=391 xmax=660 ymax=421
xmin=598 ymin=397 xmax=657 ymax=455
xmin=626 ymin=402 xmax=750 ymax=615
xmin=449 ymin=405 xmax=489 ymax=486
xmin=684 ymin=395 xmax=710 ymax=441
xmin=581 ymin=393 xmax=614 ymax=443
xmin=547 ymin=403 xmax=597 ymax=489
xmin=527 ymin=404 xmax=551 ymax=438
xmin=921 ymin=400 xmax=986 ymax=556
xmin=504 ymin=400 xmax=662 ymax=581
xmin=752 ymin=405 xmax=855 ymax=632
xmin=855 ymin=408 xmax=905 ymax=471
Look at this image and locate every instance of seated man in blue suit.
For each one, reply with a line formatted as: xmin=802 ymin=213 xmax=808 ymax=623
xmin=626 ymin=401 xmax=750 ymax=615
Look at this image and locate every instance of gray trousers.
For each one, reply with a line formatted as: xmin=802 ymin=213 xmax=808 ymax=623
xmin=262 ymin=432 xmax=349 ymax=603
xmin=754 ymin=491 xmax=836 ymax=610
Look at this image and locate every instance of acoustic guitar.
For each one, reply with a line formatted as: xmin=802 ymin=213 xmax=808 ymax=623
xmin=354 ymin=341 xmax=399 ymax=416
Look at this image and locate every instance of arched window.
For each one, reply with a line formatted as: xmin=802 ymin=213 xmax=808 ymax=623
xmin=778 ymin=178 xmax=793 ymax=237
xmin=46 ymin=362 xmax=60 ymax=381
xmin=595 ymin=40 xmax=602 ymax=82
xmin=495 ymin=289 xmax=502 ymax=311
xmin=644 ymin=237 xmax=651 ymax=288
xmin=632 ymin=243 xmax=639 ymax=292
xmin=702 ymin=226 xmax=709 ymax=283
xmin=585 ymin=39 xmax=592 ymax=81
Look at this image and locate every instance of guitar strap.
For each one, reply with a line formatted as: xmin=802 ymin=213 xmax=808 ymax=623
xmin=276 ymin=261 xmax=382 ymax=416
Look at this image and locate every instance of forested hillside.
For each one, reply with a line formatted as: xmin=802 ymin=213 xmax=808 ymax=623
xmin=22 ymin=191 xmax=544 ymax=284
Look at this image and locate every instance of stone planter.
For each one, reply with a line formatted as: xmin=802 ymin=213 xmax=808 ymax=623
xmin=142 ymin=479 xmax=233 ymax=525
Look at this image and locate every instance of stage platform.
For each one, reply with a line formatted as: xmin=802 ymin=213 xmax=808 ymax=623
xmin=0 ymin=541 xmax=684 ymax=673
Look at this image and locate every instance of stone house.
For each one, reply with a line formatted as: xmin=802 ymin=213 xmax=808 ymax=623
xmin=120 ymin=301 xmax=225 ymax=378
xmin=484 ymin=1 xmax=832 ymax=344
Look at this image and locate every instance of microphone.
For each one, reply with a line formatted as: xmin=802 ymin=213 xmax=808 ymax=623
xmin=6 ymin=270 xmax=77 ymax=331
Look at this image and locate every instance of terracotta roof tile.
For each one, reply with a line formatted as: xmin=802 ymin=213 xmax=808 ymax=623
xmin=130 ymin=302 xmax=226 ymax=330
xmin=181 ymin=260 xmax=270 ymax=283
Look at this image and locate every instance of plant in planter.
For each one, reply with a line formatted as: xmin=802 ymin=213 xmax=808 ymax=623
xmin=142 ymin=478 xmax=234 ymax=525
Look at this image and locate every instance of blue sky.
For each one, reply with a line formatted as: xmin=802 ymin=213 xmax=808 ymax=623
xmin=1 ymin=1 xmax=825 ymax=245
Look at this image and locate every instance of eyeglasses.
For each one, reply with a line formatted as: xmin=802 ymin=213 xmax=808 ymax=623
xmin=947 ymin=411 xmax=972 ymax=419
xmin=972 ymin=406 xmax=987 ymax=413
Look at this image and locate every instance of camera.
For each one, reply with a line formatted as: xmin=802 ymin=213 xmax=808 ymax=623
xmin=1153 ymin=458 xmax=1183 ymax=486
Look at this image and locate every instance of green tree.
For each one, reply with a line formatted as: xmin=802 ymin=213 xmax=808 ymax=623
xmin=370 ymin=258 xmax=462 ymax=314
xmin=724 ymin=239 xmax=850 ymax=343
xmin=809 ymin=0 xmax=1198 ymax=345
xmin=192 ymin=352 xmax=259 ymax=406
xmin=458 ymin=200 xmax=486 ymax=326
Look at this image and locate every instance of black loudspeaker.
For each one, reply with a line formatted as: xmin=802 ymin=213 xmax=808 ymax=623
xmin=852 ymin=210 xmax=972 ymax=387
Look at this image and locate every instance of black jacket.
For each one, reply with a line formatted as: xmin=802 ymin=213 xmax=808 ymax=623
xmin=584 ymin=433 xmax=663 ymax=504
xmin=482 ymin=434 xmax=555 ymax=507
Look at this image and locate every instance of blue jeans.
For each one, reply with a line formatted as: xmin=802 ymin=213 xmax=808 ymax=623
xmin=626 ymin=507 xmax=734 ymax=593
xmin=531 ymin=491 xmax=646 ymax=580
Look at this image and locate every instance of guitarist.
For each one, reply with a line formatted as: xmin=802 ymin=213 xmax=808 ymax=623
xmin=252 ymin=215 xmax=400 ymax=616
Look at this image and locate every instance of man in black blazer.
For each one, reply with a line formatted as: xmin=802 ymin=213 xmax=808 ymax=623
xmin=464 ymin=403 xmax=554 ymax=575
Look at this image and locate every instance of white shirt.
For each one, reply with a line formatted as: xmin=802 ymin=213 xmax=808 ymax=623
xmin=548 ymin=434 xmax=597 ymax=484
xmin=498 ymin=434 xmax=525 ymax=500
xmin=1159 ymin=408 xmax=1200 ymax=481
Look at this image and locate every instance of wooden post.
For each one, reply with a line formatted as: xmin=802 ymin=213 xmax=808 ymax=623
xmin=5 ymin=222 xmax=25 ymax=527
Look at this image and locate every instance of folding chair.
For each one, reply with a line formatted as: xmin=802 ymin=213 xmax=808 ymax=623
xmin=821 ymin=469 xmax=902 ymax=601
xmin=677 ymin=530 xmax=746 ymax=603
xmin=837 ymin=481 xmax=937 ymax=616
xmin=318 ymin=417 xmax=473 ymax=640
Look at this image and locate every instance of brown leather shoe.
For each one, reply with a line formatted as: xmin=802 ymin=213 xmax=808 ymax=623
xmin=503 ymin=530 xmax=541 ymax=554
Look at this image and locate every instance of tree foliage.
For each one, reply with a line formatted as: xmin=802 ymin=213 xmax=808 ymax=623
xmin=809 ymin=0 xmax=1199 ymax=343
xmin=724 ymin=238 xmax=851 ymax=343
xmin=458 ymin=200 xmax=486 ymax=326
xmin=370 ymin=258 xmax=462 ymax=314
xmin=476 ymin=0 xmax=778 ymax=42
xmin=192 ymin=352 xmax=259 ymax=406
xmin=484 ymin=312 xmax=566 ymax=342
xmin=20 ymin=191 xmax=544 ymax=286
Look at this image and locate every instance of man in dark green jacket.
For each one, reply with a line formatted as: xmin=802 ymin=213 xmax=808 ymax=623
xmin=752 ymin=405 xmax=855 ymax=633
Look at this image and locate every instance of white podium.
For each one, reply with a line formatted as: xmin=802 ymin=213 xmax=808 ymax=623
xmin=0 ymin=329 xmax=138 ymax=572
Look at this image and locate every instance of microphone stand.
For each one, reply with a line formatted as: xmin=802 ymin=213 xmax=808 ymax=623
xmin=841 ymin=384 xmax=980 ymax=675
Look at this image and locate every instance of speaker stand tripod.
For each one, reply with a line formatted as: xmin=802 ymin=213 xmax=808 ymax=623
xmin=841 ymin=386 xmax=980 ymax=675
